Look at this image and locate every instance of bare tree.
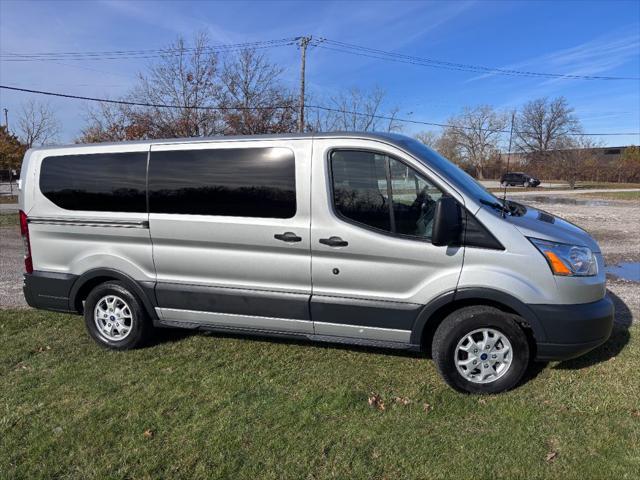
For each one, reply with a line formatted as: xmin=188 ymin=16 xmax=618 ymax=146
xmin=17 ymin=99 xmax=60 ymax=147
xmin=414 ymin=130 xmax=440 ymax=148
xmin=444 ymin=105 xmax=507 ymax=178
xmin=219 ymin=48 xmax=297 ymax=134
xmin=415 ymin=129 xmax=461 ymax=165
xmin=132 ymin=32 xmax=223 ymax=138
xmin=78 ymin=101 xmax=155 ymax=143
xmin=618 ymin=145 xmax=640 ymax=182
xmin=552 ymin=136 xmax=602 ymax=188
xmin=310 ymin=87 xmax=401 ymax=132
xmin=514 ymin=96 xmax=581 ymax=154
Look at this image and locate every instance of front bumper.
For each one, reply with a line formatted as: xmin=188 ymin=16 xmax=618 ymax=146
xmin=532 ymin=296 xmax=614 ymax=361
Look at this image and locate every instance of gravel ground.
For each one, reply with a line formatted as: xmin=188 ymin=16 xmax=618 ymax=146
xmin=1 ymin=195 xmax=638 ymax=322
xmin=0 ymin=219 xmax=25 ymax=309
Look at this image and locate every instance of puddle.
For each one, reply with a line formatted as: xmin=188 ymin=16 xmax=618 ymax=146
xmin=605 ymin=262 xmax=640 ymax=282
xmin=514 ymin=195 xmax=613 ymax=207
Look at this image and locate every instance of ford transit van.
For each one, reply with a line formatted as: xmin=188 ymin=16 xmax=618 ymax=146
xmin=19 ymin=133 xmax=614 ymax=393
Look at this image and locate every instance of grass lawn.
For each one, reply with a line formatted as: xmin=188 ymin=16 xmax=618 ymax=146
xmin=0 ymin=195 xmax=18 ymax=204
xmin=487 ymin=181 xmax=640 ymax=193
xmin=1 ymin=309 xmax=639 ymax=479
xmin=0 ymin=212 xmax=18 ymax=227
xmin=583 ymin=191 xmax=640 ymax=201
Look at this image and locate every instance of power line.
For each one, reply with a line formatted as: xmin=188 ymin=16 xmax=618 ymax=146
xmin=2 ymin=84 xmax=638 ymax=137
xmin=313 ymin=38 xmax=640 ymax=81
xmin=0 ymin=85 xmax=296 ymax=111
xmin=3 ymin=34 xmax=637 ymax=82
xmin=0 ymin=38 xmax=298 ymax=62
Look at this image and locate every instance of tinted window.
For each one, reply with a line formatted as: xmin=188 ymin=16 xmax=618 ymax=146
xmin=331 ymin=150 xmax=443 ymax=239
xmin=331 ymin=150 xmax=391 ymax=232
xmin=40 ymin=152 xmax=147 ymax=212
xmin=149 ymin=147 xmax=296 ymax=218
xmin=389 ymin=157 xmax=442 ymax=237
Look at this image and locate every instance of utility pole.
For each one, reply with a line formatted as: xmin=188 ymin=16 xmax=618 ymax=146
xmin=501 ymin=111 xmax=516 ymax=218
xmin=297 ymin=36 xmax=312 ymax=133
xmin=3 ymin=108 xmax=7 ymax=129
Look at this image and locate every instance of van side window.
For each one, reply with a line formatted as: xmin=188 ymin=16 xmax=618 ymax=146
xmin=331 ymin=151 xmax=391 ymax=231
xmin=331 ymin=150 xmax=443 ymax=239
xmin=149 ymin=147 xmax=296 ymax=218
xmin=40 ymin=152 xmax=147 ymax=212
xmin=389 ymin=157 xmax=442 ymax=237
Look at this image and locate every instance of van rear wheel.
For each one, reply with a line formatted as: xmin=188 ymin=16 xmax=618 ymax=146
xmin=432 ymin=306 xmax=530 ymax=394
xmin=84 ymin=281 xmax=152 ymax=350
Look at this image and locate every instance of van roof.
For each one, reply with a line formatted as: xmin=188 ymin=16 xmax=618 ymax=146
xmin=28 ymin=131 xmax=412 ymax=152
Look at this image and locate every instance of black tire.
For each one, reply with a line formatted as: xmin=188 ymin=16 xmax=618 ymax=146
xmin=83 ymin=281 xmax=152 ymax=350
xmin=432 ymin=306 xmax=530 ymax=394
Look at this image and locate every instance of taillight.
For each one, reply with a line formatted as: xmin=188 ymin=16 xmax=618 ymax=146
xmin=19 ymin=210 xmax=33 ymax=274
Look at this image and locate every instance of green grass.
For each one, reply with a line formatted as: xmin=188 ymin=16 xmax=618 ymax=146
xmin=1 ymin=309 xmax=639 ymax=479
xmin=574 ymin=182 xmax=640 ymax=190
xmin=583 ymin=190 xmax=640 ymax=201
xmin=488 ymin=181 xmax=640 ymax=193
xmin=0 ymin=195 xmax=18 ymax=204
xmin=0 ymin=212 xmax=18 ymax=227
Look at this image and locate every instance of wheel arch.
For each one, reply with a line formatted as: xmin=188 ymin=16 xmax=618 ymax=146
xmin=411 ymin=287 xmax=546 ymax=355
xmin=68 ymin=268 xmax=158 ymax=320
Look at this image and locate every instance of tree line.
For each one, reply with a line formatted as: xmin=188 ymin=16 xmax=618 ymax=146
xmin=1 ymin=32 xmax=638 ymax=185
xmin=415 ymin=98 xmax=640 ymax=185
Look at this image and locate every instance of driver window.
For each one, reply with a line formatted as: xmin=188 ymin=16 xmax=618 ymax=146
xmin=331 ymin=150 xmax=444 ymax=239
xmin=389 ymin=157 xmax=442 ymax=238
xmin=332 ymin=150 xmax=391 ymax=232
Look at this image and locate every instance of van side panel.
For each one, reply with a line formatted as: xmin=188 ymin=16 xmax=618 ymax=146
xmin=22 ymin=145 xmax=154 ymax=311
xmin=309 ymin=138 xmax=466 ymax=344
xmin=147 ymin=139 xmax=313 ymax=333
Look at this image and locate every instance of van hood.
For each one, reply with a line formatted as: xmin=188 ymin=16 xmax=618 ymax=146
xmin=507 ymin=205 xmax=601 ymax=253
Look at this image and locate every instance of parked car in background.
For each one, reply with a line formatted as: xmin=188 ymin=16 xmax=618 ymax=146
xmin=19 ymin=133 xmax=613 ymax=394
xmin=500 ymin=172 xmax=540 ymax=187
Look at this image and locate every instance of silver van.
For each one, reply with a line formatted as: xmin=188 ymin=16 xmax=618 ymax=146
xmin=19 ymin=133 xmax=614 ymax=393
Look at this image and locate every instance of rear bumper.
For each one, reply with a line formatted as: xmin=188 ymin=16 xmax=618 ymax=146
xmin=23 ymin=271 xmax=77 ymax=313
xmin=532 ymin=296 xmax=614 ymax=361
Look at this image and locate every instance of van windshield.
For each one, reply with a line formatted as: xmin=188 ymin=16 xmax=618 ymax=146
xmin=397 ymin=137 xmax=505 ymax=209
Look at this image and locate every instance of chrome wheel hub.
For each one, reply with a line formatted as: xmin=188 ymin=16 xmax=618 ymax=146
xmin=455 ymin=328 xmax=513 ymax=384
xmin=94 ymin=295 xmax=133 ymax=341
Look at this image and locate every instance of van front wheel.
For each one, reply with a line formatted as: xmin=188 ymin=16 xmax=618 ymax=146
xmin=432 ymin=306 xmax=530 ymax=394
xmin=84 ymin=281 xmax=152 ymax=350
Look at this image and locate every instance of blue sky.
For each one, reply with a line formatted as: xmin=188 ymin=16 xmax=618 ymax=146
xmin=0 ymin=0 xmax=639 ymax=146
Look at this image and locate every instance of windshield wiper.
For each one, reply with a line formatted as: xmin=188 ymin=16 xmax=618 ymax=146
xmin=480 ymin=198 xmax=509 ymax=213
xmin=506 ymin=199 xmax=527 ymax=216
xmin=480 ymin=198 xmax=527 ymax=216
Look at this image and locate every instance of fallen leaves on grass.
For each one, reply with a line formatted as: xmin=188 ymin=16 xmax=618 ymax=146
xmin=632 ymin=409 xmax=640 ymax=418
xmin=545 ymin=451 xmax=558 ymax=463
xmin=143 ymin=429 xmax=154 ymax=439
xmin=545 ymin=437 xmax=560 ymax=463
xmin=368 ymin=393 xmax=385 ymax=411
xmin=422 ymin=403 xmax=433 ymax=413
xmin=393 ymin=396 xmax=411 ymax=406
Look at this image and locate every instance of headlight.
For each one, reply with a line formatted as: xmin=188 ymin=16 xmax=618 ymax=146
xmin=529 ymin=238 xmax=597 ymax=276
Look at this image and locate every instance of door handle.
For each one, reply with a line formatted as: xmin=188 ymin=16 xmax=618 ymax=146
xmin=274 ymin=232 xmax=302 ymax=243
xmin=319 ymin=236 xmax=348 ymax=247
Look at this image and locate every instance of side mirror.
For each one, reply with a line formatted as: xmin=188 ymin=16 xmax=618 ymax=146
xmin=431 ymin=196 xmax=462 ymax=246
